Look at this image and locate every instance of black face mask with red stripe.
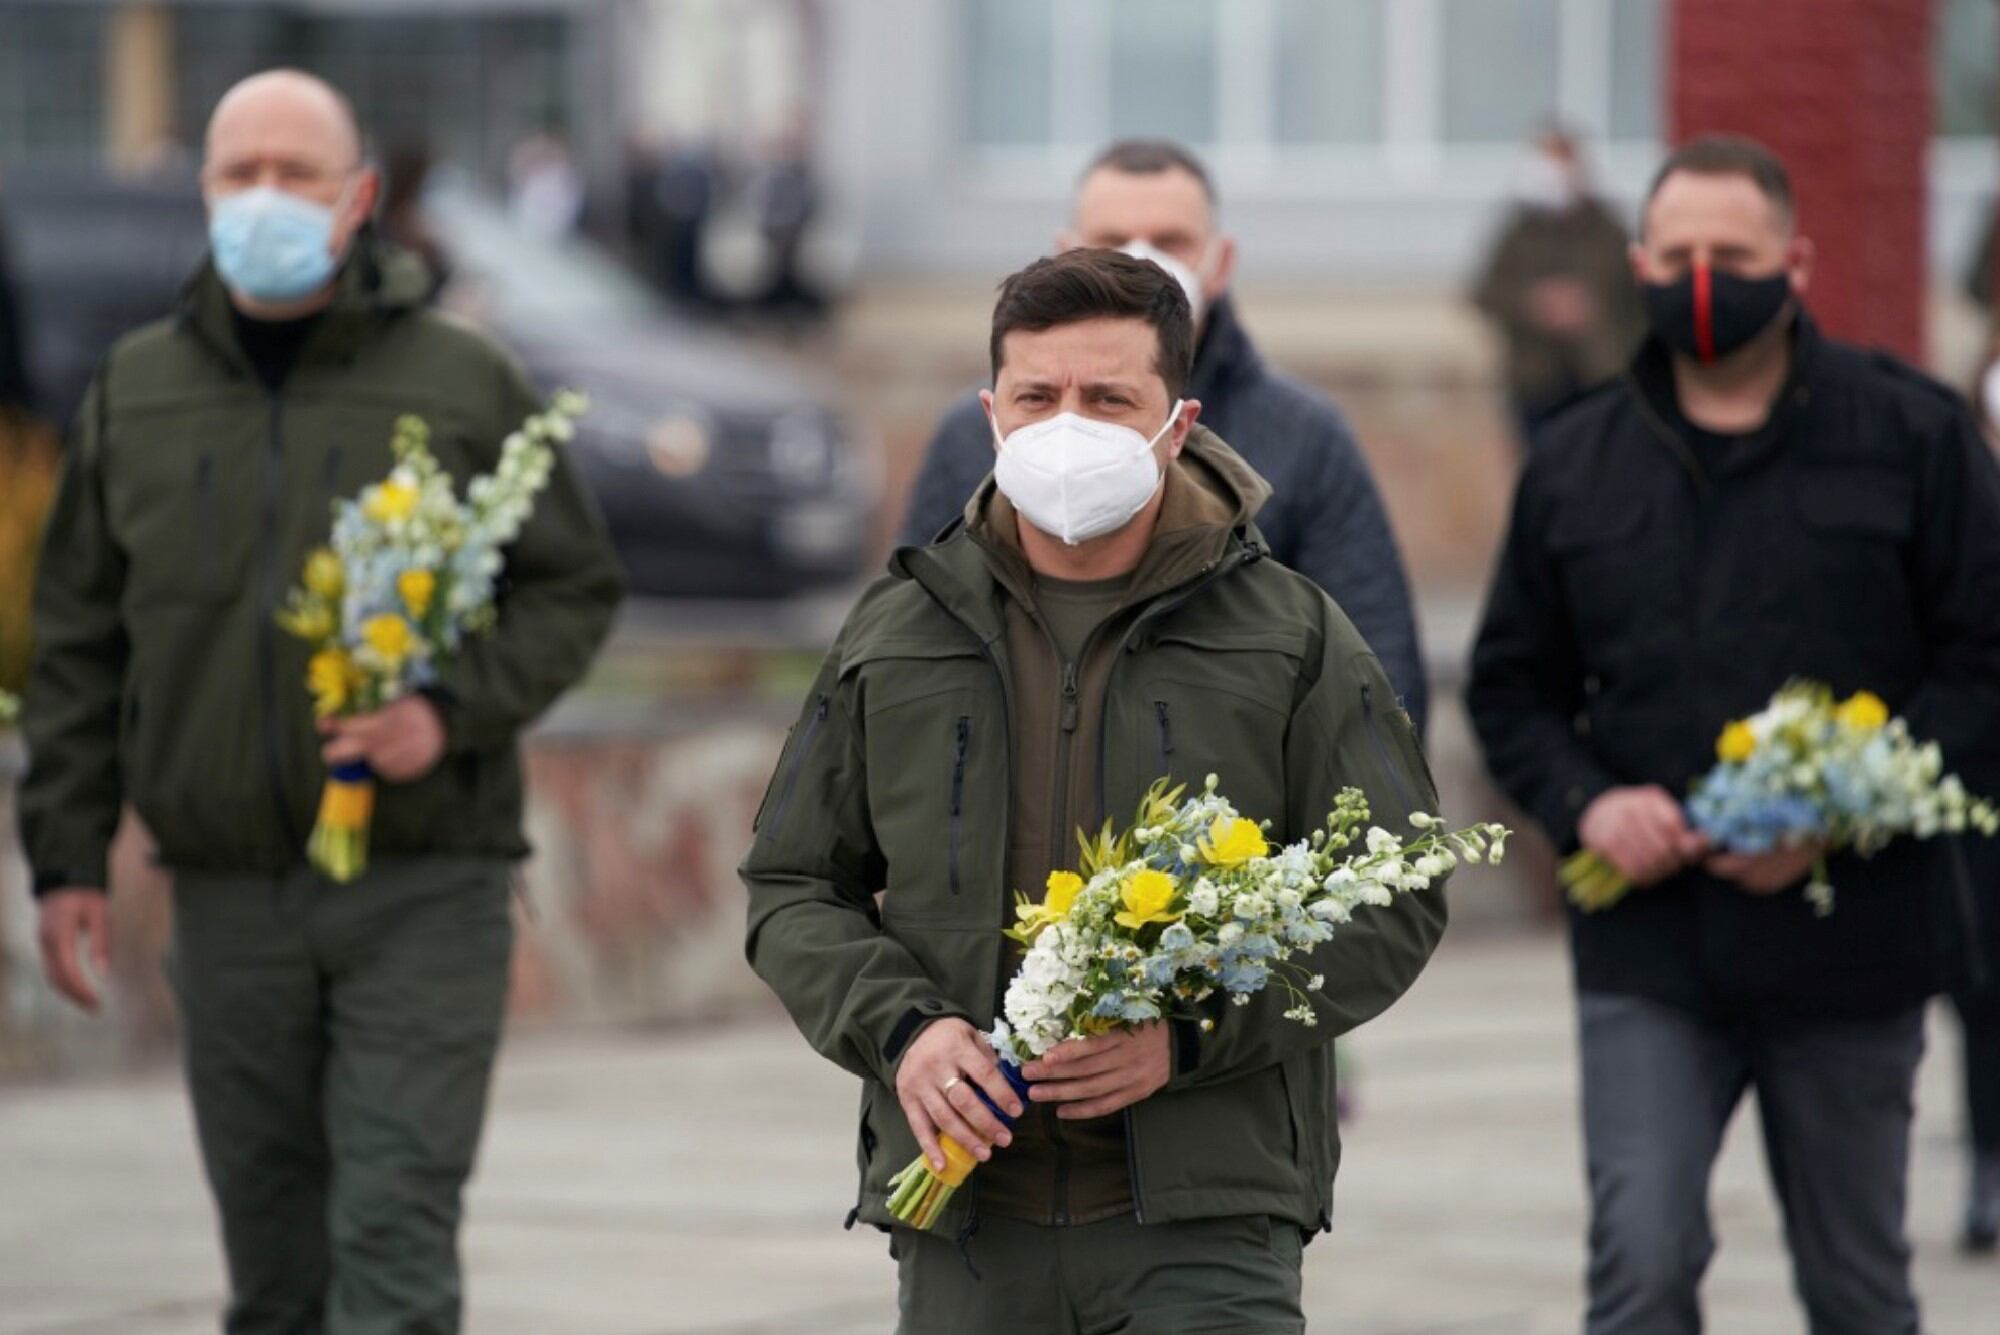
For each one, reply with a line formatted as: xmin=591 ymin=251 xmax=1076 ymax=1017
xmin=1642 ymin=260 xmax=1793 ymax=364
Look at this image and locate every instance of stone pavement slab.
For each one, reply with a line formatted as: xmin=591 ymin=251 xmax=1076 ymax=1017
xmin=1 ymin=930 xmax=1992 ymax=1333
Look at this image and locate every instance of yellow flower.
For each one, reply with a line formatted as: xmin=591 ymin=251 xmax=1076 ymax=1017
xmin=1114 ymin=868 xmax=1182 ymax=931
xmin=397 ymin=569 xmax=437 ymax=619
xmin=307 ymin=649 xmax=356 ymax=716
xmin=1717 ymin=720 xmax=1757 ymax=764
xmin=277 ymin=601 xmax=334 ymax=644
xmin=363 ymin=479 xmax=418 ymax=524
xmin=361 ymin=613 xmax=415 ymax=666
xmin=303 ymin=548 xmax=344 ymax=599
xmin=1044 ymin=870 xmax=1083 ymax=919
xmin=1197 ymin=816 xmax=1268 ymax=867
xmin=1836 ymin=690 xmax=1890 ymax=732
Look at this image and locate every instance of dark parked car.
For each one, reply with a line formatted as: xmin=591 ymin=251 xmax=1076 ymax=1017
xmin=3 ymin=168 xmax=878 ymax=599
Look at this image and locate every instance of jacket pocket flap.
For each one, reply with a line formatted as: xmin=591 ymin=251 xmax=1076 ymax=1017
xmin=839 ymin=636 xmax=988 ymax=675
xmin=1796 ymin=469 xmax=1914 ymax=540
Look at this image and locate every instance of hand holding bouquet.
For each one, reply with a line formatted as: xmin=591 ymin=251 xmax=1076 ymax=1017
xmin=278 ymin=393 xmax=584 ymax=881
xmin=1564 ymin=682 xmax=1999 ymax=915
xmin=884 ymin=774 xmax=1508 ymax=1230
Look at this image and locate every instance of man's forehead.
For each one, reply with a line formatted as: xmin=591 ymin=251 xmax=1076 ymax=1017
xmin=999 ymin=318 xmax=1161 ymax=382
xmin=1073 ymin=166 xmax=1213 ymax=237
xmin=1644 ymin=171 xmax=1789 ymax=246
xmin=206 ymin=77 xmax=360 ymax=166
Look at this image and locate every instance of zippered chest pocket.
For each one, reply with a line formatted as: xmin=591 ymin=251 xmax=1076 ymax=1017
xmin=109 ymin=422 xmax=263 ymax=606
xmin=856 ymin=652 xmax=999 ymax=923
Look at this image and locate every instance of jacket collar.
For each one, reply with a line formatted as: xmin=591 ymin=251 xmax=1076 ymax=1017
xmin=178 ymin=231 xmax=433 ymax=381
xmin=891 ymin=425 xmax=1272 ymax=645
xmin=1626 ymin=308 xmax=1820 ymax=483
xmin=1188 ymin=294 xmax=1260 ymax=408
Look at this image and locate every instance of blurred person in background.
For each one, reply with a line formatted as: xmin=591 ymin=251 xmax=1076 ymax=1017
xmin=1468 ymin=135 xmax=2000 ymax=1335
xmin=1470 ymin=126 xmax=1646 ymax=449
xmin=380 ymin=143 xmax=451 ymax=300
xmin=507 ymin=126 xmax=585 ymax=241
xmin=20 ymin=70 xmax=622 ymax=1333
xmin=657 ymin=137 xmax=721 ymax=309
xmin=744 ymin=248 xmax=1444 ymax=1332
xmin=898 ymin=138 xmax=1427 ymax=735
xmin=0 ymin=182 xmax=31 ymax=416
xmin=750 ymin=123 xmax=824 ymax=319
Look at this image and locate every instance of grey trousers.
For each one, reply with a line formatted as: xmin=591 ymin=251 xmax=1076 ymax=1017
xmin=1578 ymin=991 xmax=1925 ymax=1335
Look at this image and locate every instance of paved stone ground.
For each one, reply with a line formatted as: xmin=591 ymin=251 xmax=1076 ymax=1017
xmin=1 ymin=929 xmax=1993 ymax=1334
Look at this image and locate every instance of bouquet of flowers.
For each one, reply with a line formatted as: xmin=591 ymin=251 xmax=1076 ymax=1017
xmin=1563 ymin=682 xmax=1999 ymax=916
xmin=277 ymin=393 xmax=584 ymax=881
xmin=884 ymin=774 xmax=1508 ymax=1230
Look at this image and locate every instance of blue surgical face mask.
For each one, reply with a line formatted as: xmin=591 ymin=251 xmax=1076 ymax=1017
xmin=208 ymin=183 xmax=350 ymax=304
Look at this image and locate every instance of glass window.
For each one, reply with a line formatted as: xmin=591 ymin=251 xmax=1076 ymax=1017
xmin=1274 ymin=0 xmax=1384 ymax=144
xmin=1607 ymin=0 xmax=1663 ymax=141
xmin=0 ymin=5 xmax=107 ymax=163
xmin=1441 ymin=0 xmax=1561 ymax=144
xmin=965 ymin=0 xmax=1054 ymax=146
xmin=1108 ymin=0 xmax=1218 ymax=144
xmin=1936 ymin=0 xmax=1997 ymax=137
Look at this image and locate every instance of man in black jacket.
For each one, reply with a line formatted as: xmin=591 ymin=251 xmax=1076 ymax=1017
xmin=897 ymin=139 xmax=1427 ymax=732
xmin=1469 ymin=135 xmax=2000 ymax=1334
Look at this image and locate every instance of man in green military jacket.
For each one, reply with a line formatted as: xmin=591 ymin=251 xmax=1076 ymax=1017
xmin=20 ymin=71 xmax=622 ymax=1333
xmin=742 ymin=248 xmax=1446 ymax=1333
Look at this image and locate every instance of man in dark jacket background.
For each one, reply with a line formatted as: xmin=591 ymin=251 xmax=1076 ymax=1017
xmin=746 ymin=249 xmax=1445 ymax=1333
xmin=897 ymin=138 xmax=1428 ymax=734
xmin=1468 ymin=135 xmax=2000 ymax=1335
xmin=21 ymin=70 xmax=623 ymax=1333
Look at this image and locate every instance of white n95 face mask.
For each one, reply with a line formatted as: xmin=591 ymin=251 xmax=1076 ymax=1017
xmin=991 ymin=401 xmax=1182 ymax=546
xmin=1119 ymin=240 xmax=1206 ymax=327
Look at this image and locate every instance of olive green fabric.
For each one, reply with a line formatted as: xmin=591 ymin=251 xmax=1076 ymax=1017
xmin=974 ymin=455 xmax=1263 ymax=1226
xmin=169 ymin=857 xmax=513 ymax=1334
xmin=891 ymin=1211 xmax=1306 ymax=1334
xmin=742 ymin=426 xmax=1446 ymax=1239
xmin=19 ymin=240 xmax=624 ymax=891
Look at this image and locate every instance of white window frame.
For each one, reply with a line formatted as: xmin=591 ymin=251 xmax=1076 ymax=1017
xmin=958 ymin=0 xmax=1666 ymax=201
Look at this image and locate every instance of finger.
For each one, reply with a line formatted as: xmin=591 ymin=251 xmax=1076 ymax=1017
xmin=1031 ymin=1070 xmax=1128 ymax=1104
xmin=85 ymin=903 xmax=111 ymax=976
xmin=944 ymin=1081 xmax=1012 ymax=1148
xmin=317 ymin=717 xmax=341 ymax=736
xmin=1056 ymin=1089 xmax=1138 ymax=1120
xmin=41 ymin=918 xmax=97 ymax=1012
xmin=322 ymin=735 xmax=369 ymax=766
xmin=899 ymin=1091 xmax=946 ymax=1173
xmin=1030 ymin=1034 xmax=1113 ymax=1073
xmin=922 ymin=1088 xmax=995 ymax=1160
xmin=965 ymin=1055 xmax=1024 ymax=1119
xmin=1027 ymin=1044 xmax=1128 ymax=1083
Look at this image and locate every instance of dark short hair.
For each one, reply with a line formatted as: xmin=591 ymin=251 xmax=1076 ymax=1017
xmin=989 ymin=249 xmax=1194 ymax=399
xmin=1081 ymin=137 xmax=1217 ymax=206
xmin=1644 ymin=134 xmax=1796 ymax=231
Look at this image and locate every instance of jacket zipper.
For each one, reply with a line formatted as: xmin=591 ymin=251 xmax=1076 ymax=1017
xmin=1049 ymin=659 xmax=1081 ymax=874
xmin=763 ymin=694 xmax=830 ymax=839
xmin=195 ymin=454 xmax=216 ymax=585
xmin=1153 ymin=699 xmax=1174 ymax=775
xmin=1360 ymin=682 xmax=1417 ymax=814
xmin=948 ymin=715 xmax=970 ymax=894
xmin=260 ymin=396 xmax=304 ymax=851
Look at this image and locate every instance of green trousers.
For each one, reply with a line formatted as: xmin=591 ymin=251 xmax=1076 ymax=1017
xmin=892 ymin=1212 xmax=1306 ymax=1335
xmin=169 ymin=858 xmax=514 ymax=1335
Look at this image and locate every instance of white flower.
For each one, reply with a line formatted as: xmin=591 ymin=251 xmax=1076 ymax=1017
xmin=1407 ymin=812 xmax=1437 ymax=829
xmin=1366 ymin=827 xmax=1399 ymax=855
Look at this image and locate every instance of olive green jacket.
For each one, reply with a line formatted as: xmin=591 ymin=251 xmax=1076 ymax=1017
xmin=20 ymin=241 xmax=623 ymax=891
xmin=741 ymin=429 xmax=1447 ymax=1234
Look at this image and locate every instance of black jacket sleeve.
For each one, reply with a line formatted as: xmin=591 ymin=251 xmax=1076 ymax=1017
xmin=894 ymin=391 xmax=995 ymax=549
xmin=1466 ymin=452 xmax=1618 ymax=851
